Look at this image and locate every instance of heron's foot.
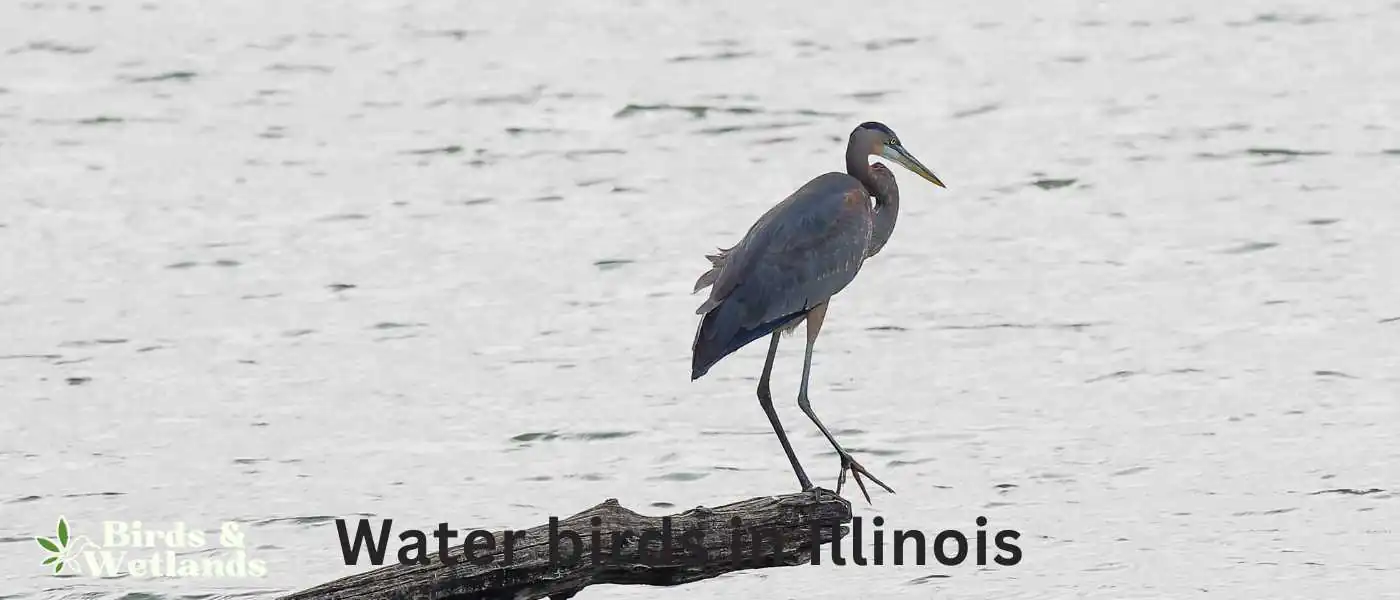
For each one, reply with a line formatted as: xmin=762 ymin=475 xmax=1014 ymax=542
xmin=804 ymin=486 xmax=840 ymax=502
xmin=835 ymin=451 xmax=895 ymax=504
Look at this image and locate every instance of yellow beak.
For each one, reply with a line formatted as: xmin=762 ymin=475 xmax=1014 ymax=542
xmin=882 ymin=143 xmax=945 ymax=188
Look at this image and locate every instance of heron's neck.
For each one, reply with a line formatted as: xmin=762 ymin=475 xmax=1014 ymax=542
xmin=846 ymin=150 xmax=900 ymax=258
xmin=845 ymin=147 xmax=901 ymax=257
xmin=845 ymin=145 xmax=880 ymax=193
xmin=866 ymin=170 xmax=899 ymax=258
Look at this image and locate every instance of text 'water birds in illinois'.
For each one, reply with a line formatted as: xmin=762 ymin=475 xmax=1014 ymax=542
xmin=691 ymin=121 xmax=945 ymax=503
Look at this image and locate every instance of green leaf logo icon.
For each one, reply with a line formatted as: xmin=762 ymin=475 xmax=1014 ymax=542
xmin=36 ymin=517 xmax=70 ymax=574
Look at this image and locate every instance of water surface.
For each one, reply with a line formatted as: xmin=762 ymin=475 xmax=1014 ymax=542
xmin=1 ymin=1 xmax=1398 ymax=598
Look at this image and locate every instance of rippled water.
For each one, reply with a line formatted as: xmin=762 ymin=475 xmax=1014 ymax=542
xmin=2 ymin=0 xmax=1399 ymax=598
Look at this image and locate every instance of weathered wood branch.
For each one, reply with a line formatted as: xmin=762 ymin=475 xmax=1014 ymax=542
xmin=282 ymin=490 xmax=852 ymax=600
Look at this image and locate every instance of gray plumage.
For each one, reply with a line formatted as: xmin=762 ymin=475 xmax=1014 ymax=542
xmin=690 ymin=170 xmax=892 ymax=377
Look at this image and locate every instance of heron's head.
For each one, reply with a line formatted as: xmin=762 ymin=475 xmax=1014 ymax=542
xmin=852 ymin=121 xmax=945 ymax=188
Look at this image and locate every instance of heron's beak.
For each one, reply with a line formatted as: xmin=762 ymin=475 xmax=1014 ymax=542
xmin=881 ymin=143 xmax=945 ymax=188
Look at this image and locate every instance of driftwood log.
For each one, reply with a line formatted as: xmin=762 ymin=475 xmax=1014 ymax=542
xmin=282 ymin=490 xmax=852 ymax=600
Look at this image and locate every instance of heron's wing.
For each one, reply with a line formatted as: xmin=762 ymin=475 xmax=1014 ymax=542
xmin=695 ymin=172 xmax=873 ymax=327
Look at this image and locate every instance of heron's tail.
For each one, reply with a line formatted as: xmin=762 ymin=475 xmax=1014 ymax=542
xmin=691 ymin=302 xmax=808 ymax=380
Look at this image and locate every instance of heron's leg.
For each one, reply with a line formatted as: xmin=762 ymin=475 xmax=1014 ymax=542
xmin=758 ymin=332 xmax=813 ymax=491
xmin=795 ymin=303 xmax=895 ymax=503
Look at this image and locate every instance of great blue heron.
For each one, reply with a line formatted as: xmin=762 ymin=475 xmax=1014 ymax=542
xmin=690 ymin=121 xmax=945 ymax=502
